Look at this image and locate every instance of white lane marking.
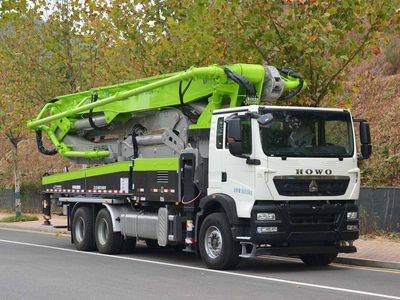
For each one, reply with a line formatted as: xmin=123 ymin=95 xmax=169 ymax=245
xmin=1 ymin=228 xmax=398 ymax=275
xmin=0 ymin=239 xmax=399 ymax=300
xmin=260 ymin=254 xmax=400 ymax=275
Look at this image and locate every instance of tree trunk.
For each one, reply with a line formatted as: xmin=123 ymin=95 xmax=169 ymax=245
xmin=11 ymin=142 xmax=21 ymax=218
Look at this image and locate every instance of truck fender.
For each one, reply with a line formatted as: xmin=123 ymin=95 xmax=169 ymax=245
xmin=198 ymin=193 xmax=240 ymax=225
xmin=102 ymin=204 xmax=132 ymax=232
xmin=194 ymin=194 xmax=239 ymax=255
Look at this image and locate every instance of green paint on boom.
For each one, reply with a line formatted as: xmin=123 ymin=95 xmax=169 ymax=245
xmin=28 ymin=63 xmax=303 ymax=159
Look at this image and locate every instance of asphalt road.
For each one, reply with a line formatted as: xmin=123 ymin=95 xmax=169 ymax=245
xmin=0 ymin=228 xmax=399 ymax=300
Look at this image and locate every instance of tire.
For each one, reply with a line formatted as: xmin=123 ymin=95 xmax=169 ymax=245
xmin=72 ymin=206 xmax=96 ymax=251
xmin=95 ymin=208 xmax=124 ymax=254
xmin=199 ymin=213 xmax=241 ymax=270
xmin=299 ymin=253 xmax=338 ymax=266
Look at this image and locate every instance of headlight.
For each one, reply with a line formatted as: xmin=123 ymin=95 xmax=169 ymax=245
xmin=257 ymin=212 xmax=276 ymax=221
xmin=257 ymin=226 xmax=278 ymax=233
xmin=347 ymin=211 xmax=358 ymax=220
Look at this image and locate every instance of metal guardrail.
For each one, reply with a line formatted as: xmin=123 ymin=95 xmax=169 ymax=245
xmin=0 ymin=189 xmax=42 ymax=213
xmin=0 ymin=189 xmax=14 ymax=210
xmin=359 ymin=187 xmax=400 ymax=232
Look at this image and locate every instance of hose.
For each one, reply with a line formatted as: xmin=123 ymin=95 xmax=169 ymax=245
xmin=278 ymin=68 xmax=304 ymax=100
xmin=223 ymin=67 xmax=258 ymax=99
xmin=131 ymin=124 xmax=146 ymax=159
xmin=131 ymin=130 xmax=139 ymax=159
xmin=179 ymin=79 xmax=198 ymax=123
xmin=35 ymin=130 xmax=57 ymax=156
xmin=181 ymin=188 xmax=203 ymax=205
xmin=88 ymin=92 xmax=106 ymax=130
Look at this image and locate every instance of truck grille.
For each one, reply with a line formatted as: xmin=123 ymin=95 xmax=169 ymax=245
xmin=290 ymin=213 xmax=337 ymax=224
xmin=273 ymin=176 xmax=350 ymax=196
xmin=289 ymin=212 xmax=338 ymax=231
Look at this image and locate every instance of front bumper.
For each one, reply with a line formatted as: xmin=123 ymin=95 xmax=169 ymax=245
xmin=240 ymin=244 xmax=356 ymax=258
xmin=237 ymin=200 xmax=359 ymax=255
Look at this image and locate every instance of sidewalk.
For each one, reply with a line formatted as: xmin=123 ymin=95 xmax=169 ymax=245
xmin=1 ymin=212 xmax=399 ymax=269
xmin=0 ymin=213 xmax=68 ymax=234
xmin=336 ymin=238 xmax=400 ymax=270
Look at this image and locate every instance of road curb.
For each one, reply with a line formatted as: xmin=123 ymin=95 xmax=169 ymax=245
xmin=0 ymin=223 xmax=69 ymax=234
xmin=335 ymin=257 xmax=400 ymax=270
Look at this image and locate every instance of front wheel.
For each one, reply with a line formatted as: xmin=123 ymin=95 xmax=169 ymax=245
xmin=95 ymin=208 xmax=124 ymax=254
xmin=199 ymin=213 xmax=241 ymax=270
xmin=299 ymin=253 xmax=338 ymax=266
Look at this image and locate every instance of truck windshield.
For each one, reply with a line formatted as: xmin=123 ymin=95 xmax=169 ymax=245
xmin=259 ymin=108 xmax=354 ymax=158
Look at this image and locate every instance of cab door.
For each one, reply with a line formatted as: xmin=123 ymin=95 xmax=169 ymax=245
xmin=216 ymin=114 xmax=256 ymax=218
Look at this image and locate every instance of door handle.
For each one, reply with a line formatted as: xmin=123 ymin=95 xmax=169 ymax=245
xmin=246 ymin=158 xmax=261 ymax=165
xmin=221 ymin=172 xmax=227 ymax=182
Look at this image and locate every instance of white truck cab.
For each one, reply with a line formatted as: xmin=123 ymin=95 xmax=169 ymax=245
xmin=205 ymin=105 xmax=370 ymax=262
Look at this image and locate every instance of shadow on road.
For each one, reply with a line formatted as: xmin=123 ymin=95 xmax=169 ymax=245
xmin=119 ymin=243 xmax=344 ymax=274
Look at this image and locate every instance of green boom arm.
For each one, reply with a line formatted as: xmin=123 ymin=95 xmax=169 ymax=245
xmin=27 ymin=64 xmax=304 ymax=159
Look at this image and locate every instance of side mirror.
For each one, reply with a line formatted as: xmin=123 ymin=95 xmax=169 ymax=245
xmin=359 ymin=121 xmax=372 ymax=159
xmin=360 ymin=122 xmax=371 ymax=144
xmin=361 ymin=144 xmax=372 ymax=159
xmin=226 ymin=117 xmax=243 ymax=157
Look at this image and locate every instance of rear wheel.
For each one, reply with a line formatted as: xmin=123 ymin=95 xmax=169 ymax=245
xmin=72 ymin=206 xmax=96 ymax=251
xmin=199 ymin=213 xmax=241 ymax=270
xmin=95 ymin=208 xmax=124 ymax=254
xmin=299 ymin=253 xmax=338 ymax=266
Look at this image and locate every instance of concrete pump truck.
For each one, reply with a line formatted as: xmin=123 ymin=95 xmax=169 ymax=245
xmin=27 ymin=63 xmax=371 ymax=270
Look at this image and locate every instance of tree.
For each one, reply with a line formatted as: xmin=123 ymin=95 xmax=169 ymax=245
xmin=149 ymin=0 xmax=397 ymax=107
xmin=0 ymin=0 xmax=115 ymax=215
xmin=86 ymin=0 xmax=398 ymax=106
xmin=0 ymin=1 xmax=40 ymax=217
